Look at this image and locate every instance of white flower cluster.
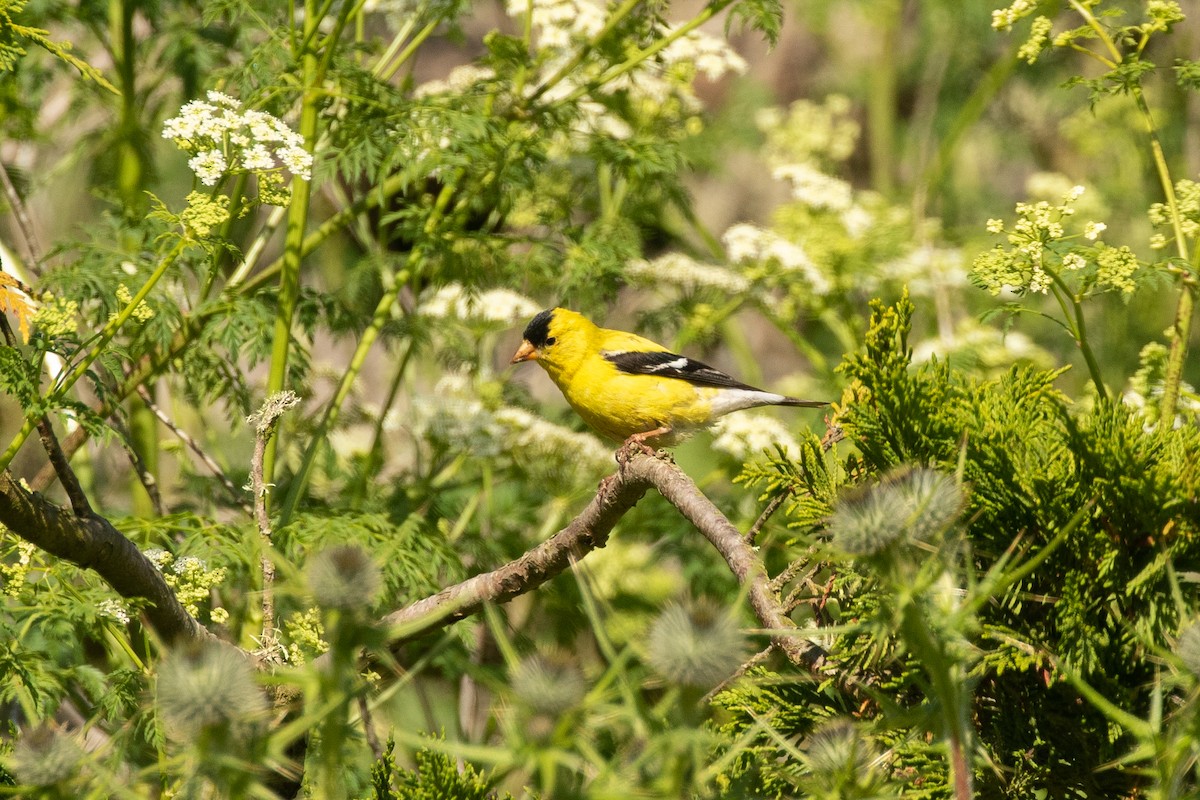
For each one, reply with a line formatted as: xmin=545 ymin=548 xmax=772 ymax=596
xmin=772 ymin=163 xmax=854 ymax=212
xmin=97 ymin=598 xmax=131 ymax=626
xmin=710 ymin=412 xmax=801 ymax=462
xmin=911 ymin=320 xmax=1046 ymax=369
xmin=625 ymin=253 xmax=750 ymax=294
xmin=162 ymin=90 xmax=313 ymax=186
xmin=507 ymin=0 xmax=606 ymax=49
xmin=505 ymin=0 xmax=746 ymax=121
xmin=418 ymin=284 xmax=541 ymax=325
xmin=660 ymin=26 xmax=749 ymax=82
xmin=722 ymin=223 xmax=831 ymax=295
xmin=757 ymin=96 xmax=859 ymax=167
xmin=494 ymin=407 xmax=612 ymax=474
xmin=413 ymin=65 xmax=496 ymax=99
xmin=878 ymin=245 xmax=967 ymax=296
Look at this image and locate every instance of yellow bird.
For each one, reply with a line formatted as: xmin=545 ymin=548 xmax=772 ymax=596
xmin=510 ymin=308 xmax=827 ymax=448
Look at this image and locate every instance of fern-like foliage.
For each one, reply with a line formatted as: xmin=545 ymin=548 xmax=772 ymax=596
xmin=371 ymin=738 xmax=513 ymax=800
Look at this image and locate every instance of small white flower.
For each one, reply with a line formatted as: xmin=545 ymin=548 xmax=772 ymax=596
xmin=772 ymin=163 xmax=853 ymax=211
xmin=243 ymin=143 xmax=275 ymax=171
xmin=626 ymin=254 xmax=751 ymax=293
xmin=173 ymin=555 xmax=206 ymax=575
xmin=711 ymin=413 xmax=801 ymax=461
xmin=1062 ymin=252 xmax=1086 ymax=271
xmin=722 ymin=223 xmax=766 ymax=263
xmin=1084 ymin=221 xmax=1107 ymax=240
xmin=840 ymin=205 xmax=874 ymax=239
xmin=188 ymin=149 xmax=228 ymax=186
xmin=98 ymin=598 xmax=131 ymax=625
xmin=277 ymin=145 xmax=313 ymax=181
xmin=206 ymin=90 xmax=241 ymax=108
xmin=986 ymin=218 xmax=1005 ymax=234
xmin=143 ymin=548 xmax=172 ymax=570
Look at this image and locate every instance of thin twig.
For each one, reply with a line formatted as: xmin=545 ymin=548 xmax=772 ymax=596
xmin=703 ymin=646 xmax=773 ymax=704
xmin=0 ymin=314 xmax=93 ymax=517
xmin=35 ymin=417 xmax=94 ymax=517
xmin=136 ymin=385 xmax=248 ymax=512
xmin=357 ymin=693 xmax=383 ymax=760
xmin=0 ymin=158 xmax=43 ymax=271
xmin=107 ymin=412 xmax=164 ymax=517
xmin=745 ymin=491 xmax=788 ymax=546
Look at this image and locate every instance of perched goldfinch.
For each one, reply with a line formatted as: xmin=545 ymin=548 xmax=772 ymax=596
xmin=510 ymin=308 xmax=827 ymax=447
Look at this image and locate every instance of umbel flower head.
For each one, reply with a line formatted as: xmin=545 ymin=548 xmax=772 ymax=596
xmin=645 ymin=598 xmax=746 ymax=689
xmin=827 ymin=466 xmax=964 ymax=558
xmin=156 ymin=641 xmax=267 ymax=740
xmin=162 ymin=90 xmax=312 ymax=188
xmin=307 ymin=544 xmax=382 ymax=611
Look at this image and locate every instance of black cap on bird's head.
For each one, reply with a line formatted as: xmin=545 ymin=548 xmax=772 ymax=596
xmin=511 ymin=308 xmax=558 ymax=364
xmin=522 ymin=309 xmax=555 ymax=349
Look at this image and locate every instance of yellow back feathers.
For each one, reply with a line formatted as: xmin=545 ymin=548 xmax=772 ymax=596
xmin=511 ymin=308 xmax=827 ymax=447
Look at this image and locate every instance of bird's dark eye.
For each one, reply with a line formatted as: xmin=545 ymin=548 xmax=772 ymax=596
xmin=545 ymin=336 xmax=557 ymax=346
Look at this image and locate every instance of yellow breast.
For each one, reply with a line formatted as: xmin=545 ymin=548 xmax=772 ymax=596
xmin=561 ymin=359 xmax=715 ymax=441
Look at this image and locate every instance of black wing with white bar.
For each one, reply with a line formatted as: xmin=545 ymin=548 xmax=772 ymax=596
xmin=602 ymin=350 xmax=759 ymax=390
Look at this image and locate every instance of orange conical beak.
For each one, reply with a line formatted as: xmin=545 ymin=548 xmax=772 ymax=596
xmin=510 ymin=340 xmax=538 ymax=364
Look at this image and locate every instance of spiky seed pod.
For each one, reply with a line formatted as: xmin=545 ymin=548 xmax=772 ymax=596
xmin=156 ymin=641 xmax=266 ymax=740
xmin=645 ymin=599 xmax=746 ymax=689
xmin=9 ymin=725 xmax=82 ymax=787
xmin=801 ymin=718 xmax=882 ymax=794
xmin=511 ymin=652 xmax=588 ymax=715
xmin=307 ymin=544 xmax=382 ymax=611
xmin=828 ymin=466 xmax=964 ymax=557
xmin=1177 ymin=620 xmax=1200 ymax=677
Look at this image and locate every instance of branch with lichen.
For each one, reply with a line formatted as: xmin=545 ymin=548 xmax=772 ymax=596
xmin=247 ymin=391 xmax=301 ymax=659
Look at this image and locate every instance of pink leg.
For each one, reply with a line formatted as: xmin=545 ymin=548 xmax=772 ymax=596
xmin=616 ymin=426 xmax=672 ymax=463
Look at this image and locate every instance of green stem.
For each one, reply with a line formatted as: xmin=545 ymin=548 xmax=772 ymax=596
xmin=1071 ymin=0 xmax=1193 ymax=418
xmin=865 ymin=0 xmax=899 ymax=196
xmin=348 ymin=339 xmax=415 ymax=507
xmin=0 ymin=237 xmax=188 ymax=474
xmin=378 ymin=20 xmax=439 ymax=82
xmin=897 ymin=601 xmax=973 ymax=799
xmin=1129 ymin=84 xmax=1194 ymax=421
xmin=262 ymin=0 xmax=323 ymax=489
xmin=277 ymin=277 xmax=404 ymax=526
xmin=371 ymin=14 xmax=417 ymax=78
xmin=1048 ymin=273 xmax=1107 ymax=400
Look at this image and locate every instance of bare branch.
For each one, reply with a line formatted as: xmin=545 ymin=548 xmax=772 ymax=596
xmin=632 ymin=455 xmax=828 ymax=672
xmin=0 ymin=471 xmax=210 ymax=644
xmin=383 ymin=452 xmax=829 ymax=674
xmin=382 ymin=463 xmax=650 ymax=640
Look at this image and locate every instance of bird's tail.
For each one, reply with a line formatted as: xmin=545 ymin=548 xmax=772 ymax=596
xmin=777 ymin=397 xmax=829 ymax=408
